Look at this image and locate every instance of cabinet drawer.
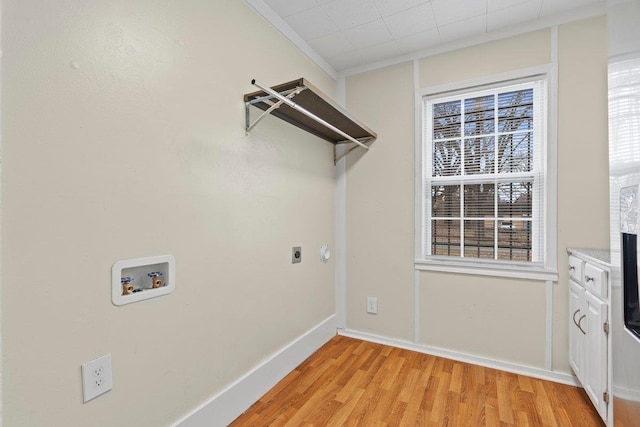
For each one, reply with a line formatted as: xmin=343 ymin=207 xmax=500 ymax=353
xmin=569 ymin=255 xmax=584 ymax=282
xmin=584 ymin=263 xmax=607 ymax=299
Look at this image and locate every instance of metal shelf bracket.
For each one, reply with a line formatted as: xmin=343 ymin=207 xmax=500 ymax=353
xmin=245 ymin=86 xmax=306 ymax=135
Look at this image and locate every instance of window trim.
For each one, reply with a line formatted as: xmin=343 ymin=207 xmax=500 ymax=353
xmin=414 ymin=65 xmax=558 ymax=281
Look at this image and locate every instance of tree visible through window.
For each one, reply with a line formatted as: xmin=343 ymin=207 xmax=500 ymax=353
xmin=424 ymin=79 xmax=545 ymax=264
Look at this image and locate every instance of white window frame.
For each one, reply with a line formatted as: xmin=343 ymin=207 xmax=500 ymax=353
xmin=414 ymin=66 xmax=558 ymax=281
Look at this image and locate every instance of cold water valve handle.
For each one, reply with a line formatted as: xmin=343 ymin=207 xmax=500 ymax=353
xmin=148 ymin=271 xmax=164 ymax=289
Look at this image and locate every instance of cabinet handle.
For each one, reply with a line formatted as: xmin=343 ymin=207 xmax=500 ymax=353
xmin=572 ymin=309 xmax=581 ymax=327
xmin=585 ymin=275 xmax=594 ymax=282
xmin=577 ymin=314 xmax=587 ymax=335
xmin=569 ymin=265 xmax=575 ymax=271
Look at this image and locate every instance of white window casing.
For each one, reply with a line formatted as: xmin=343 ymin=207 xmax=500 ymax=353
xmin=415 ymin=66 xmax=558 ymax=281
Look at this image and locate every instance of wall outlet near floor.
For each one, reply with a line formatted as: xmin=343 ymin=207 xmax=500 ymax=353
xmin=367 ymin=297 xmax=378 ymax=314
xmin=81 ymin=354 xmax=113 ymax=402
xmin=292 ymin=246 xmax=302 ymax=264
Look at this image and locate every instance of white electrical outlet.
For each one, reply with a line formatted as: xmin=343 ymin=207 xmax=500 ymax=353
xmin=367 ymin=297 xmax=378 ymax=314
xmin=81 ymin=354 xmax=113 ymax=402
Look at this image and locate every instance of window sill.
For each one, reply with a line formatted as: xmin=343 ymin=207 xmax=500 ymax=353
xmin=414 ymin=259 xmax=558 ymax=281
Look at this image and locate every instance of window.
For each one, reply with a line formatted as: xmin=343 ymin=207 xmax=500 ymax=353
xmin=419 ymin=77 xmax=548 ymax=274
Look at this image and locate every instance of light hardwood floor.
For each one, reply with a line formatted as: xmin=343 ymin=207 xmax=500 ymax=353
xmin=229 ymin=335 xmax=604 ymax=426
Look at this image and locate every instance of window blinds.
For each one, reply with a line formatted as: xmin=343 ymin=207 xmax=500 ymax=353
xmin=609 ymin=56 xmax=640 ymax=175
xmin=424 ymin=79 xmax=546 ymax=264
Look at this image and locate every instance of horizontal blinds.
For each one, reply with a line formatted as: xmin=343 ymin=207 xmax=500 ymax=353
xmin=425 ymin=79 xmax=545 ymax=263
xmin=609 ymin=57 xmax=640 ymax=173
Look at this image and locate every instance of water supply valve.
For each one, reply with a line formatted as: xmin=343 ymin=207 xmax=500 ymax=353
xmin=121 ymin=277 xmax=134 ymax=295
xmin=148 ymin=271 xmax=164 ymax=288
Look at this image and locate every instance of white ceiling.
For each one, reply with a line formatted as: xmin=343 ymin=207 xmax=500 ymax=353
xmin=248 ymin=0 xmax=606 ymax=74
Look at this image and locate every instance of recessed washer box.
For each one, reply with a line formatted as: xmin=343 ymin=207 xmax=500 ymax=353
xmin=112 ymin=255 xmax=175 ymax=306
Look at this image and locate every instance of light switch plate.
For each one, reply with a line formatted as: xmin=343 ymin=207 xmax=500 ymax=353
xmin=367 ymin=297 xmax=378 ymax=314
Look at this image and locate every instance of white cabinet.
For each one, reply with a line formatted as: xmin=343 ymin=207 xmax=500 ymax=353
xmin=567 ymin=251 xmax=610 ymax=423
xmin=569 ymin=278 xmax=585 ymax=378
xmin=583 ymin=291 xmax=608 ymax=417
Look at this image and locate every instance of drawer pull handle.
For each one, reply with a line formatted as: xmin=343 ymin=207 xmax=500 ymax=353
xmin=577 ymin=314 xmax=587 ymax=335
xmin=573 ymin=309 xmax=581 ymax=327
xmin=585 ymin=276 xmax=594 ymax=282
xmin=569 ymin=265 xmax=575 ymax=271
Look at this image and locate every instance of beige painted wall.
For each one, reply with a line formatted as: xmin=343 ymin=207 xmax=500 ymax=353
xmin=420 ymin=273 xmax=546 ymax=366
xmin=345 ymin=62 xmax=416 ymax=341
xmin=2 ymin=1 xmax=335 ymax=426
xmin=345 ymin=17 xmax=609 ymax=373
xmin=418 ymin=29 xmax=551 ymax=87
xmin=554 ymin=16 xmax=610 ymax=372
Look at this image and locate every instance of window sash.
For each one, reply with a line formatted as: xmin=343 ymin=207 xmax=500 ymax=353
xmin=423 ymin=79 xmax=545 ymax=264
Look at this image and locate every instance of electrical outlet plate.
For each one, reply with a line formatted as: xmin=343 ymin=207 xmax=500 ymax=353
xmin=367 ymin=297 xmax=378 ymax=314
xmin=81 ymin=354 xmax=113 ymax=402
xmin=292 ymin=246 xmax=302 ymax=264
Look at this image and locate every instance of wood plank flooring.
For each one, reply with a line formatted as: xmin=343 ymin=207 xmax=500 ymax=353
xmin=229 ymin=335 xmax=605 ymax=426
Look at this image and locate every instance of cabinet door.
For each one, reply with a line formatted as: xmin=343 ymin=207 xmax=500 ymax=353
xmin=583 ymin=291 xmax=608 ymax=421
xmin=569 ymin=279 xmax=585 ymax=378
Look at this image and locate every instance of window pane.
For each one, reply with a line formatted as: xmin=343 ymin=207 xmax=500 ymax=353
xmin=433 ymin=140 xmax=462 ymax=176
xmin=497 ymin=181 xmax=532 ymax=218
xmin=464 ymin=95 xmax=494 ymax=136
xmin=497 ymin=221 xmax=532 ymax=261
xmin=431 ymin=185 xmax=460 ymax=217
xmin=498 ymin=132 xmax=533 ymax=173
xmin=464 ymin=220 xmax=495 ymax=259
xmin=498 ymin=89 xmax=533 ymax=133
xmin=432 ymin=220 xmax=460 ymax=256
xmin=464 ymin=137 xmax=495 ymax=175
xmin=464 ymin=183 xmax=495 ymax=217
xmin=433 ymin=101 xmax=461 ymax=139
xmin=423 ymin=79 xmax=545 ymax=266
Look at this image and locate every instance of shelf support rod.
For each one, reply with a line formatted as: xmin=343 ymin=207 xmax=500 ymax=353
xmin=246 ymin=88 xmax=304 ymax=134
xmin=251 ymin=79 xmax=369 ymax=151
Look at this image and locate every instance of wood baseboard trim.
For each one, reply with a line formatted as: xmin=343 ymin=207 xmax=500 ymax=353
xmin=338 ymin=329 xmax=580 ymax=387
xmin=172 ymin=315 xmax=337 ymax=427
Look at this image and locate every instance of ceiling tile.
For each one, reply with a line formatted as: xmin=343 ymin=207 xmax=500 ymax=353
xmin=321 ymin=0 xmax=381 ymax=29
xmin=487 ymin=0 xmax=543 ymax=32
xmin=396 ymin=28 xmax=441 ymax=53
xmin=539 ymin=0 xmax=602 ymax=17
xmin=357 ymin=40 xmax=403 ymax=64
xmin=438 ymin=14 xmax=487 ymax=43
xmin=431 ymin=0 xmax=487 ymax=26
xmin=263 ymin=0 xmax=318 ymax=17
xmin=307 ymin=32 xmax=355 ymax=58
xmin=488 ymin=0 xmax=532 ymax=13
xmin=373 ymin=0 xmax=431 ymax=17
xmin=383 ymin=3 xmax=437 ymax=38
xmin=284 ymin=7 xmax=338 ymax=40
xmin=327 ymin=50 xmax=368 ymax=70
xmin=342 ymin=19 xmax=393 ymax=48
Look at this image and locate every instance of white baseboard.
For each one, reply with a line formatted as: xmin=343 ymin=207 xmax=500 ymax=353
xmin=613 ymin=384 xmax=640 ymax=402
xmin=338 ymin=329 xmax=580 ymax=387
xmin=172 ymin=315 xmax=337 ymax=427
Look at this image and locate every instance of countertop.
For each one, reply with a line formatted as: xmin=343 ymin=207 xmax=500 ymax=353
xmin=567 ymin=247 xmax=611 ymax=268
